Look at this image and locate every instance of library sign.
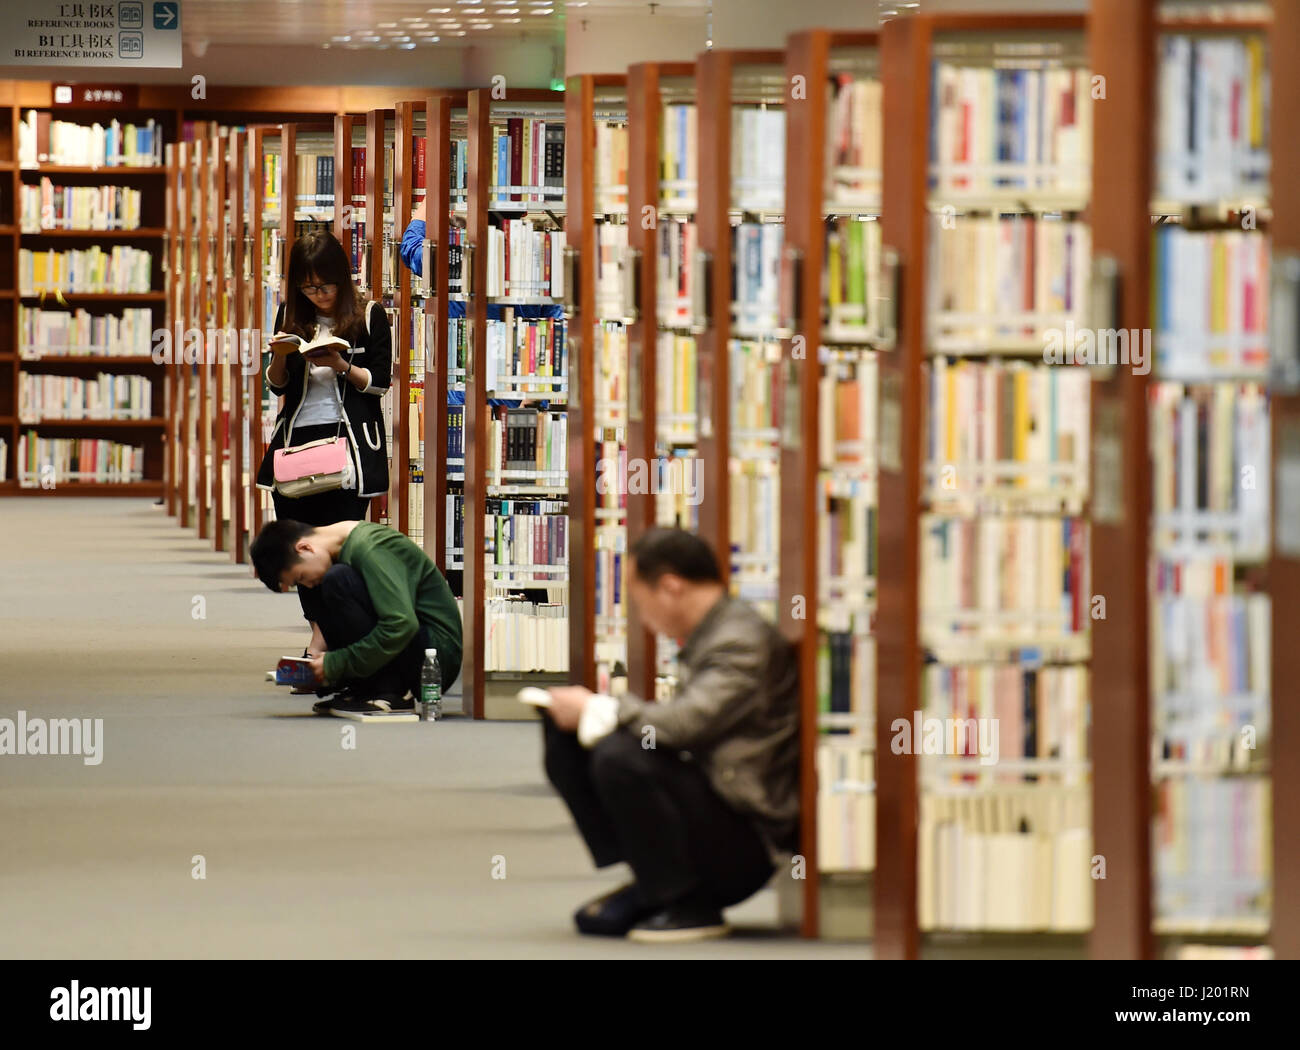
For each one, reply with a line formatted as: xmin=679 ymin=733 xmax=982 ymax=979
xmin=3 ymin=2 xmax=182 ymax=67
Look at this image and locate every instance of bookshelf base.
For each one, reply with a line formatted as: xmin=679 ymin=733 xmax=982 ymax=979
xmin=776 ymin=870 xmax=871 ymax=942
xmin=0 ymin=482 xmax=163 ymax=497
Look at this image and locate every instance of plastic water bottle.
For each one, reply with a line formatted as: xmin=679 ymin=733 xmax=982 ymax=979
xmin=420 ymin=649 xmax=442 ymax=721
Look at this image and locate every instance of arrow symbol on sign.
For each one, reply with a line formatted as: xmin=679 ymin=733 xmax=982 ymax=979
xmin=158 ymin=4 xmax=176 ymax=28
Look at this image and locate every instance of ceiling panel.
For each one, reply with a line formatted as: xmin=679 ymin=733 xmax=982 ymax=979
xmin=183 ymin=0 xmax=710 ymax=49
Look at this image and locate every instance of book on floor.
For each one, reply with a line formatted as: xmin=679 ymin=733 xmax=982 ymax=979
xmin=329 ymin=707 xmax=419 ymax=723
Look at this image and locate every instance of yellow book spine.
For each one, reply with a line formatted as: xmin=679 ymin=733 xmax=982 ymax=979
xmin=1014 ymin=368 xmax=1029 ymax=486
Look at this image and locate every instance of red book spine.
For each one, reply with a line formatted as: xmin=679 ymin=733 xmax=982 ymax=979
xmin=416 ymin=137 xmax=426 ymax=190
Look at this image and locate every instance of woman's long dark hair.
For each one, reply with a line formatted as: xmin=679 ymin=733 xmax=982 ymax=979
xmin=282 ymin=230 xmax=364 ymax=341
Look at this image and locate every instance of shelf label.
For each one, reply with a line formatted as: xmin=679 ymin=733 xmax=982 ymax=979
xmin=1093 ymin=399 xmax=1124 ymax=525
xmin=5 ymin=2 xmax=182 ymax=68
xmin=1277 ymin=419 xmax=1300 ymax=559
xmin=878 ymin=368 xmax=901 ymax=473
xmin=698 ymin=352 xmax=713 ymax=439
xmin=628 ymin=335 xmax=642 ymax=422
xmin=780 ymin=357 xmax=800 ymax=450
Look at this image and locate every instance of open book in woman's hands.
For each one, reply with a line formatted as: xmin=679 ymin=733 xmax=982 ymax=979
xmin=268 ymin=331 xmax=351 ymax=355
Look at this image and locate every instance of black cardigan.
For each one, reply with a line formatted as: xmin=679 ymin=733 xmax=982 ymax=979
xmin=255 ymin=300 xmax=393 ymax=498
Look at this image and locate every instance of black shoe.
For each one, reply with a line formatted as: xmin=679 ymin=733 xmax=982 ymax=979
xmin=574 ymin=882 xmax=655 ymax=937
xmin=330 ymin=693 xmax=416 ymax=721
xmin=311 ymin=685 xmax=353 ymax=716
xmin=627 ymin=902 xmax=730 ymax=943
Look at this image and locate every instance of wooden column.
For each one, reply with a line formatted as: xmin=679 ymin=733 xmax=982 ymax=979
xmin=211 ymin=127 xmax=228 ymax=552
xmin=425 ymin=94 xmax=454 ymax=574
xmin=1088 ymin=0 xmax=1156 ymax=961
xmin=1269 ymin=0 xmax=1300 ymax=961
xmin=395 ymin=101 xmax=416 ymax=536
xmin=464 ymin=88 xmax=492 ymax=718
xmin=566 ymin=74 xmax=599 ymax=689
xmin=229 ymin=131 xmax=247 ymax=563
xmin=694 ymin=49 xmax=734 ymax=574
xmin=874 ymin=14 xmax=929 ymax=959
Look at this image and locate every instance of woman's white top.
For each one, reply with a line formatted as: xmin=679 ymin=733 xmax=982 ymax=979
xmin=293 ymin=315 xmax=345 ymax=427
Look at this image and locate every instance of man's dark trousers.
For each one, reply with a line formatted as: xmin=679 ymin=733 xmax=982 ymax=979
xmin=543 ymin=716 xmax=775 ymax=909
xmin=298 ymin=563 xmax=458 ymax=696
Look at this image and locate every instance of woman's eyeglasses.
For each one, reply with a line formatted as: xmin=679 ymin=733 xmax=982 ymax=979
xmin=299 ymin=283 xmax=337 ymax=296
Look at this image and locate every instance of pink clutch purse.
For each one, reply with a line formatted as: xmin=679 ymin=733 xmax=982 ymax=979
xmin=272 ymin=436 xmax=352 ymax=498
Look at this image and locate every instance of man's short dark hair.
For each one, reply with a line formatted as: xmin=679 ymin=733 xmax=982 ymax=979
xmin=250 ymin=519 xmax=316 ymax=593
xmin=629 ymin=528 xmax=722 ymax=584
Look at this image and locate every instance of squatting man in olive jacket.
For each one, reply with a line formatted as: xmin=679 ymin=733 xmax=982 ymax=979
xmin=543 ymin=527 xmax=800 ymax=943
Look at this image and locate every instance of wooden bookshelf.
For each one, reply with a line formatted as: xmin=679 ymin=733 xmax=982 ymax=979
xmin=393 ymin=92 xmax=469 ymax=613
xmin=2 ymin=97 xmax=172 ymax=497
xmin=625 ymin=61 xmax=696 ymax=703
xmin=780 ymin=28 xmax=884 ymax=943
xmin=247 ymin=125 xmax=278 ymax=541
xmin=694 ymin=49 xmax=784 ymax=600
xmin=1089 ymin=0 xmax=1291 ymax=960
xmin=463 ymin=87 xmax=569 ymax=718
xmin=565 ymin=73 xmax=628 ymax=692
xmin=875 ymin=11 xmax=1093 ymax=959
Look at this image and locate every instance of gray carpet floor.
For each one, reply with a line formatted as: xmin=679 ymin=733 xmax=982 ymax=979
xmin=0 ymin=499 xmax=863 ymax=958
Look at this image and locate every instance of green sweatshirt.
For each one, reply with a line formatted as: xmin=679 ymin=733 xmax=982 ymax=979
xmin=322 ymin=521 xmax=462 ymax=685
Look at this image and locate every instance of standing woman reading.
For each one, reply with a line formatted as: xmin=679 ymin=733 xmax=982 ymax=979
xmin=255 ymin=230 xmax=391 ymax=525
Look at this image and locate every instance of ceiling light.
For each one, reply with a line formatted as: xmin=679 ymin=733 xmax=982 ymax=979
xmin=427 ymin=7 xmax=451 ymax=12
xmin=331 ymin=34 xmax=351 ymax=41
xmin=454 ymin=30 xmax=467 ymax=35
xmin=409 ymin=21 xmax=429 ymax=27
xmin=361 ymin=34 xmax=381 ymax=42
xmin=471 ymin=22 xmax=493 ymax=28
xmin=400 ymin=42 xmax=417 ymax=49
xmin=505 ymin=16 xmax=521 ymax=22
xmin=378 ymin=21 xmax=397 ymax=28
xmin=442 ymin=21 xmax=461 ymax=27
xmin=401 ymin=15 xmax=424 ymax=21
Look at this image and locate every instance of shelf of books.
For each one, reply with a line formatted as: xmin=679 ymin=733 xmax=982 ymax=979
xmin=463 ymin=88 xmax=569 ymax=718
xmin=695 ymin=51 xmax=786 ymax=625
xmin=1091 ymin=0 xmax=1293 ymax=960
xmin=404 ymin=93 xmax=470 ymax=713
xmin=358 ymin=108 xmax=399 ymax=530
xmin=249 ymin=125 xmax=284 ymax=535
xmin=780 ymin=29 xmax=884 ymax=941
xmin=6 ymin=103 xmax=172 ymax=497
xmin=623 ymin=61 xmax=697 ymax=703
xmin=564 ymin=74 xmax=629 ymax=693
xmin=876 ymin=12 xmax=1094 ymax=958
